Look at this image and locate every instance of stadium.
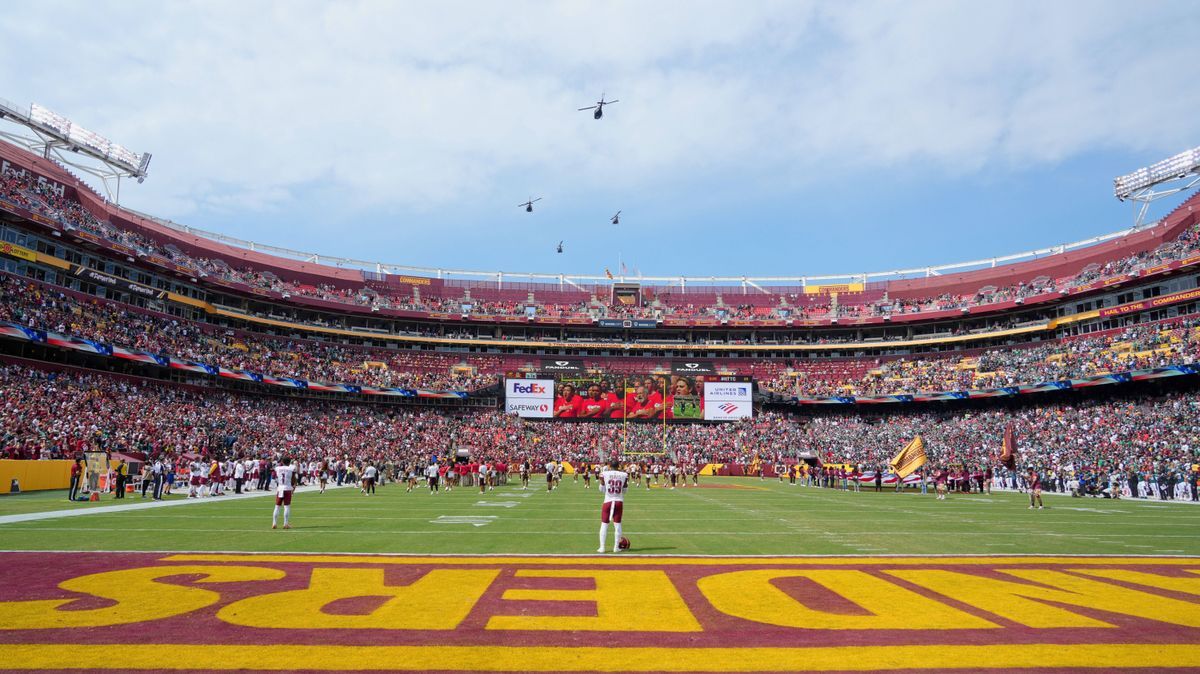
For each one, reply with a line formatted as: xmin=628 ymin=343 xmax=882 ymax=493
xmin=3 ymin=5 xmax=1200 ymax=673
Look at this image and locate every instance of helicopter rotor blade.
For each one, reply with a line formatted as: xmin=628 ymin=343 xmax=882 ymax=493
xmin=531 ymin=197 xmax=542 ymax=203
xmin=578 ymin=106 xmax=597 ymax=111
xmin=604 ymin=99 xmax=619 ymax=105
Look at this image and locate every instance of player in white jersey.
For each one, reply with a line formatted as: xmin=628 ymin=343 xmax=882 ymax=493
xmin=362 ymin=463 xmax=377 ymax=495
xmin=272 ymin=457 xmax=297 ymax=529
xmin=597 ymin=459 xmax=629 ymax=553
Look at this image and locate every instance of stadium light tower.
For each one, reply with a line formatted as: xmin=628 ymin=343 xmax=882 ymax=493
xmin=0 ymin=97 xmax=151 ymax=204
xmin=1113 ymin=145 xmax=1200 ymax=227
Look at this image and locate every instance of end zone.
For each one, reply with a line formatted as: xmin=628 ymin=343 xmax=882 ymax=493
xmin=0 ymin=552 xmax=1197 ymax=672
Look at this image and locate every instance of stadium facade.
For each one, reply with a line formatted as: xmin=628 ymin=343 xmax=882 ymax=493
xmin=2 ymin=139 xmax=1200 ymax=412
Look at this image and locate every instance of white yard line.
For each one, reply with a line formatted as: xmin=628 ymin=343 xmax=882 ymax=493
xmin=0 ymin=484 xmax=346 ymax=526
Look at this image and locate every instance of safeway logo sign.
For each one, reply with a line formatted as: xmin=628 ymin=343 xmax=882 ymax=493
xmin=506 ymin=402 xmax=550 ymax=414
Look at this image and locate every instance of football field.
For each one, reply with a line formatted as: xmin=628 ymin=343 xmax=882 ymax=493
xmin=0 ymin=476 xmax=1196 ymax=555
xmin=2 ymin=478 xmax=1199 ymax=673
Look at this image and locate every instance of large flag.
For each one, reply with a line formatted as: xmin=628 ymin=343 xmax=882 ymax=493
xmin=889 ymin=435 xmax=928 ymax=479
xmin=1000 ymin=424 xmax=1018 ymax=469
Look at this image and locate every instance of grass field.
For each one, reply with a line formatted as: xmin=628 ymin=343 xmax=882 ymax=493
xmin=2 ymin=476 xmax=1197 ymax=556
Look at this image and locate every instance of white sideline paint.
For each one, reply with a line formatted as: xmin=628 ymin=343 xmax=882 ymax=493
xmin=0 ymin=484 xmax=346 ymax=526
xmin=432 ymin=516 xmax=497 ymax=527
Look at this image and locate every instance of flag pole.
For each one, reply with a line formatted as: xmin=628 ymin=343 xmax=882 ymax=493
xmin=661 ymin=377 xmax=667 ymax=457
xmin=622 ymin=376 xmax=628 ymax=456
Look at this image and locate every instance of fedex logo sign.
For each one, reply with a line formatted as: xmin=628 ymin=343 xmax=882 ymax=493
xmin=506 ymin=378 xmax=554 ymax=417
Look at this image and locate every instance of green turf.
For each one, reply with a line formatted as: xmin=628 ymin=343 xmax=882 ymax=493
xmin=1 ymin=477 xmax=1197 ymax=555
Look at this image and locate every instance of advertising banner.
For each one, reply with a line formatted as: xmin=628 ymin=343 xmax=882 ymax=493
xmin=539 ymin=358 xmax=585 ymax=374
xmin=1097 ymin=287 xmax=1200 ymax=318
xmin=672 ymin=361 xmax=717 ymax=375
xmin=69 ymin=264 xmax=166 ymax=301
xmin=504 ymin=378 xmax=554 ymax=418
xmin=703 ymin=380 xmax=753 ymax=420
xmin=598 ymin=318 xmax=660 ymax=329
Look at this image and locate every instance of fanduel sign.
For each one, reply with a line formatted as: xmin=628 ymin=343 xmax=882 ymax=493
xmin=539 ymin=358 xmax=584 ymax=373
xmin=672 ymin=361 xmax=717 ymax=375
xmin=505 ymin=378 xmax=554 ymax=418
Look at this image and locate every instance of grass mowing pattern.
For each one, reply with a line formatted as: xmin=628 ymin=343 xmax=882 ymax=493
xmin=1 ymin=478 xmax=1197 ymax=555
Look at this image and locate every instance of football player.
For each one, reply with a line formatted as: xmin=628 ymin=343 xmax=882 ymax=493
xmin=598 ymin=459 xmax=629 ymax=553
xmin=271 ymin=456 xmax=297 ymax=530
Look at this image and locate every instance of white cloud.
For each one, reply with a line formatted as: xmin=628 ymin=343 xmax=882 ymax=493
xmin=1 ymin=0 xmax=1198 ymax=235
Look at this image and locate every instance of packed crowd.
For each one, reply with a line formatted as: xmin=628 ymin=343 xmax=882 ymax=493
xmin=762 ymin=316 xmax=1200 ymax=397
xmin=2 ymin=364 xmax=1196 ymax=502
xmin=6 ymin=165 xmax=1200 ymax=322
xmin=5 ymin=267 xmax=1200 ymax=398
xmin=0 ymin=274 xmax=499 ymax=391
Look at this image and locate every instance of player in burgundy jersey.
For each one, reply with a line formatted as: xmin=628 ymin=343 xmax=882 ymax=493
xmin=934 ymin=467 xmax=949 ymax=500
xmin=597 ymin=459 xmax=629 ymax=553
xmin=1028 ymin=469 xmax=1045 ymax=509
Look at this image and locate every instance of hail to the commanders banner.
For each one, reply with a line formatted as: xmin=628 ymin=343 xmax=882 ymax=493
xmin=0 ymin=552 xmax=1198 ymax=671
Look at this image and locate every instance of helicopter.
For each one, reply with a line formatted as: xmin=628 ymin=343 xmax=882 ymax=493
xmin=611 ymin=210 xmax=621 ymax=225
xmin=556 ymin=241 xmax=564 ymax=254
xmin=578 ymin=93 xmax=619 ymax=120
xmin=518 ymin=197 xmax=542 ymax=213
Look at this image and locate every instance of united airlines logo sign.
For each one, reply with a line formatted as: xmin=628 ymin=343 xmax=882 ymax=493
xmin=704 ymin=381 xmax=751 ymax=420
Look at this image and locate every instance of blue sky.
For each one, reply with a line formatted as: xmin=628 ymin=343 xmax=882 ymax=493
xmin=3 ymin=1 xmax=1200 ymax=281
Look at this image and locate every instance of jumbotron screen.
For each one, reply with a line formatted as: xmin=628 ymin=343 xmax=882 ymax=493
xmin=504 ymin=360 xmax=753 ymax=421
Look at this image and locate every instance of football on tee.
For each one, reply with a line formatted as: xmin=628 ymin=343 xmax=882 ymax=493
xmin=618 ymin=536 xmax=631 ymax=550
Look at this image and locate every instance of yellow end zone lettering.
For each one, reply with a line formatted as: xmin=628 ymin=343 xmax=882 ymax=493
xmin=697 ymin=569 xmax=997 ymax=630
xmin=1 ymin=556 xmax=1198 ymax=639
xmin=218 ymin=568 xmax=498 ymax=630
xmin=486 ymin=570 xmax=701 ymax=632
xmin=0 ymin=565 xmax=284 ymax=629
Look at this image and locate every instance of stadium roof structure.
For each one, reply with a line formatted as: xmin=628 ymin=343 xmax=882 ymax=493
xmin=128 ymin=203 xmax=1147 ymax=290
xmin=0 ymin=97 xmax=151 ymax=204
xmin=0 ymin=132 xmax=1193 ymax=295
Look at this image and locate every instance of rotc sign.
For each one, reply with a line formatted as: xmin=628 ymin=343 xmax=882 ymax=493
xmin=505 ymin=378 xmax=554 ymax=418
xmin=1 ymin=553 xmax=1199 ymax=672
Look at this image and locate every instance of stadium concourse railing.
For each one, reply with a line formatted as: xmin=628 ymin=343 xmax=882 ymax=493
xmin=5 ymin=189 xmax=1200 ymax=330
